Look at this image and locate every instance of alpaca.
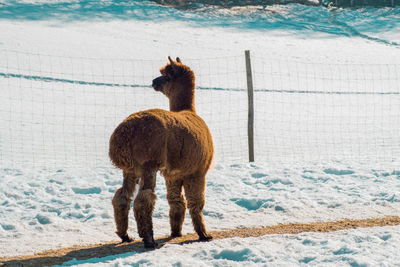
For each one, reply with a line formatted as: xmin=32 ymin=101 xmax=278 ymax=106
xmin=109 ymin=57 xmax=214 ymax=248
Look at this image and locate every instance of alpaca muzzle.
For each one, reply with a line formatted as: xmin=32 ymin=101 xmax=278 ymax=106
xmin=152 ymin=76 xmax=170 ymax=91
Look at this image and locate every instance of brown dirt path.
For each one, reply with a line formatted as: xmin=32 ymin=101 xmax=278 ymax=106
xmin=1 ymin=216 xmax=400 ymax=266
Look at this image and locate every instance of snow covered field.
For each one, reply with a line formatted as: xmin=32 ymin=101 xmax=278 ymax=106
xmin=1 ymin=1 xmax=400 ymax=265
xmin=63 ymin=226 xmax=400 ymax=266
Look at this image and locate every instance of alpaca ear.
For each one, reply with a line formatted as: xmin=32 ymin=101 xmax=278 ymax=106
xmin=168 ymin=56 xmax=180 ymax=74
xmin=168 ymin=56 xmax=175 ymax=65
xmin=176 ymin=57 xmax=181 ymax=63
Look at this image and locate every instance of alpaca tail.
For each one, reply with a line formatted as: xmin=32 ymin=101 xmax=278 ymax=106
xmin=108 ymin=123 xmax=136 ymax=172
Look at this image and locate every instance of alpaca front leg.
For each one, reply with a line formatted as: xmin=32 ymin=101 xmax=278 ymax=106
xmin=166 ymin=178 xmax=186 ymax=237
xmin=184 ymin=175 xmax=212 ymax=241
xmin=112 ymin=171 xmax=137 ymax=242
xmin=134 ymin=169 xmax=157 ymax=248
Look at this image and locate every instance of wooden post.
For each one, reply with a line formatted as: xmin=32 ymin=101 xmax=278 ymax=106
xmin=245 ymin=50 xmax=255 ymax=162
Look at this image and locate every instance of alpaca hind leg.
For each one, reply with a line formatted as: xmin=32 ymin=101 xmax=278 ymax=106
xmin=112 ymin=171 xmax=138 ymax=242
xmin=166 ymin=178 xmax=186 ymax=237
xmin=134 ymin=168 xmax=157 ymax=248
xmin=183 ymin=175 xmax=212 ymax=241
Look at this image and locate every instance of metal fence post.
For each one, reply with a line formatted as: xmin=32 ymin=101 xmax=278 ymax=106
xmin=245 ymin=50 xmax=255 ymax=162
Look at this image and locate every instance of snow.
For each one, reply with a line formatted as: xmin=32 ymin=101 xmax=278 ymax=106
xmin=63 ymin=226 xmax=400 ymax=266
xmin=1 ymin=162 xmax=400 ymax=260
xmin=1 ymin=0 xmax=400 ymax=265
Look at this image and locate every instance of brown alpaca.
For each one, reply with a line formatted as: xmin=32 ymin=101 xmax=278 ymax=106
xmin=109 ymin=57 xmax=214 ymax=248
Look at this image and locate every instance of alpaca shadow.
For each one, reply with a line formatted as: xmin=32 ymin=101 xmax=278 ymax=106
xmin=1 ymin=236 xmax=203 ymax=266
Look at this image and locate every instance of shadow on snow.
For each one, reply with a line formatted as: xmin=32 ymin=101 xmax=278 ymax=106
xmin=1 ymin=236 xmax=204 ymax=266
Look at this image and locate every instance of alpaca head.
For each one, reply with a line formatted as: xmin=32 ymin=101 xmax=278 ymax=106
xmin=152 ymin=57 xmax=195 ymax=112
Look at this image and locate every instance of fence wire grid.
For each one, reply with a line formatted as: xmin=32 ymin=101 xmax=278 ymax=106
xmin=1 ymin=49 xmax=399 ymax=168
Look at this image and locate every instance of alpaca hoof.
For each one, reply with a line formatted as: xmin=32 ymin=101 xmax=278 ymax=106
xmin=143 ymin=238 xmax=157 ymax=249
xmin=199 ymin=234 xmax=213 ymax=241
xmin=170 ymin=232 xmax=182 ymax=238
xmin=120 ymin=235 xmax=134 ymax=243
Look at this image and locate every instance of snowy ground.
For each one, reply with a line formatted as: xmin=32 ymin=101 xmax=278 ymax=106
xmin=64 ymin=226 xmax=400 ymax=266
xmin=1 ymin=162 xmax=400 ymax=260
xmin=1 ymin=1 xmax=400 ymax=265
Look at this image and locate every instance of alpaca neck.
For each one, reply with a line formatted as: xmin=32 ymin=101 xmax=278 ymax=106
xmin=169 ymin=92 xmax=195 ymax=112
xmin=169 ymin=79 xmax=196 ymax=112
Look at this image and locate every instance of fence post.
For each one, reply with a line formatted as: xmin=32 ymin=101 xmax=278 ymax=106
xmin=245 ymin=50 xmax=255 ymax=162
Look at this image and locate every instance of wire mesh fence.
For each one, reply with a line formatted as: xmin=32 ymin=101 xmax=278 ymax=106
xmin=1 ymin=48 xmax=399 ymax=168
xmin=252 ymin=53 xmax=400 ymax=163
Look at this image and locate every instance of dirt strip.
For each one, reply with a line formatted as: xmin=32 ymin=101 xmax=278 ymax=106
xmin=1 ymin=216 xmax=400 ymax=266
